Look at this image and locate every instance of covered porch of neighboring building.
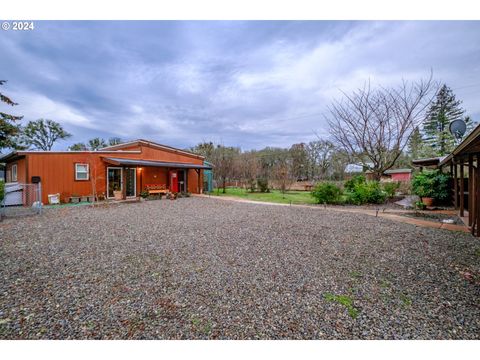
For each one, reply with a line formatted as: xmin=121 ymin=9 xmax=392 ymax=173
xmin=414 ymin=125 xmax=480 ymax=236
xmin=101 ymin=157 xmax=212 ymax=200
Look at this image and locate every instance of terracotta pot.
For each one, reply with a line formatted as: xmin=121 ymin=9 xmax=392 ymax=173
xmin=422 ymin=197 xmax=434 ymax=207
xmin=113 ymin=190 xmax=123 ymax=201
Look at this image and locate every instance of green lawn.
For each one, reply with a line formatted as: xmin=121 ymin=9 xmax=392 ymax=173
xmin=210 ymin=187 xmax=317 ymax=205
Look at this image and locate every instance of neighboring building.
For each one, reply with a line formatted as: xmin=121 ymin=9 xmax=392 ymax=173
xmin=0 ymin=139 xmax=212 ymax=204
xmin=383 ymin=168 xmax=412 ymax=182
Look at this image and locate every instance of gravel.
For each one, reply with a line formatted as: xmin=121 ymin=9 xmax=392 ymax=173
xmin=1 ymin=197 xmax=479 ymax=339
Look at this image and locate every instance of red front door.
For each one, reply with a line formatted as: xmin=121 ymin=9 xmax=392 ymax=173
xmin=169 ymin=170 xmax=178 ymax=193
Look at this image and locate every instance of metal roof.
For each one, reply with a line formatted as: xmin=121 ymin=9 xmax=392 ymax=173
xmin=102 ymin=157 xmax=213 ymax=169
xmin=384 ymin=168 xmax=412 ymax=174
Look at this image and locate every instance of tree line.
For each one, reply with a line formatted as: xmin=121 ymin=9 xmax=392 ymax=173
xmin=2 ymin=76 xmax=476 ymax=185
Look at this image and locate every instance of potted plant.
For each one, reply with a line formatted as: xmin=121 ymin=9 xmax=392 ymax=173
xmin=113 ymin=186 xmax=123 ymax=200
xmin=411 ymin=170 xmax=450 ymax=207
xmin=70 ymin=194 xmax=80 ymax=203
xmin=415 ymin=200 xmax=426 ymax=210
xmin=87 ymin=195 xmax=96 ymax=202
xmin=81 ymin=195 xmax=89 ymax=202
xmin=140 ymin=190 xmax=149 ymax=201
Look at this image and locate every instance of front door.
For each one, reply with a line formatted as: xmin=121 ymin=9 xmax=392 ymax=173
xmin=107 ymin=167 xmax=122 ymax=198
xmin=125 ymin=168 xmax=136 ymax=197
xmin=169 ymin=170 xmax=178 ymax=193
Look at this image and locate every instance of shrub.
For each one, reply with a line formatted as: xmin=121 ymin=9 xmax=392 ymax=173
xmin=411 ymin=170 xmax=450 ymax=201
xmin=347 ymin=180 xmax=387 ymax=205
xmin=257 ymin=178 xmax=269 ymax=193
xmin=344 ymin=175 xmax=366 ymax=192
xmin=311 ymin=182 xmax=343 ymax=204
xmin=0 ymin=180 xmax=4 ymax=202
xmin=382 ymin=181 xmax=400 ymax=198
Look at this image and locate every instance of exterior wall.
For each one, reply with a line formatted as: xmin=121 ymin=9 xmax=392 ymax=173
xmin=390 ymin=173 xmax=411 ymax=182
xmin=13 ymin=143 xmax=204 ymax=204
xmin=5 ymin=158 xmax=27 ymax=183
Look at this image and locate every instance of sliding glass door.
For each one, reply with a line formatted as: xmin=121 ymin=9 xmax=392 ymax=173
xmin=107 ymin=167 xmax=122 ymax=198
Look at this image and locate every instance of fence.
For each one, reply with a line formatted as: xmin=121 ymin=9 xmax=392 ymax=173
xmin=1 ymin=182 xmax=42 ymax=218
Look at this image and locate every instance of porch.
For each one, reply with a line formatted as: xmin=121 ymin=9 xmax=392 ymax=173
xmin=101 ymin=157 xmax=212 ymax=200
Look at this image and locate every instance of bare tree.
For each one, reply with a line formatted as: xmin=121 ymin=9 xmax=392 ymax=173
xmin=328 ymin=76 xmax=436 ymax=180
xmin=236 ymin=151 xmax=260 ymax=191
xmin=210 ymin=145 xmax=239 ymax=193
xmin=272 ymin=157 xmax=295 ymax=195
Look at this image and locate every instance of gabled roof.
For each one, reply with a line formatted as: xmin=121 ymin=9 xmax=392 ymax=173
xmin=101 ymin=139 xmax=204 ymax=160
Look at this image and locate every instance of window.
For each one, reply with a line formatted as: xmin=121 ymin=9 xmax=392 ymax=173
xmin=11 ymin=164 xmax=17 ymax=182
xmin=75 ymin=163 xmax=89 ymax=180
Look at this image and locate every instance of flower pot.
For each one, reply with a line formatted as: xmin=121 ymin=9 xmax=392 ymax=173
xmin=421 ymin=197 xmax=434 ymax=207
xmin=113 ymin=190 xmax=123 ymax=201
xmin=87 ymin=195 xmax=96 ymax=202
xmin=81 ymin=196 xmax=89 ymax=202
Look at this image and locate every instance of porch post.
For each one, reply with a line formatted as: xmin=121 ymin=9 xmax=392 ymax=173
xmin=122 ymin=167 xmax=127 ymax=200
xmin=459 ymin=158 xmax=464 ymax=217
xmin=453 ymin=160 xmax=458 ymax=209
xmin=468 ymin=154 xmax=473 ymax=226
xmin=195 ymin=169 xmax=201 ymax=194
xmin=476 ymin=154 xmax=480 ymax=236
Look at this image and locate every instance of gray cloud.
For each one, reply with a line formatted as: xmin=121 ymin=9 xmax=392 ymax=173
xmin=1 ymin=21 xmax=479 ymax=151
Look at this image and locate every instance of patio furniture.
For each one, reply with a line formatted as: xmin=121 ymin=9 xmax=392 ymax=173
xmin=145 ymin=184 xmax=168 ymax=196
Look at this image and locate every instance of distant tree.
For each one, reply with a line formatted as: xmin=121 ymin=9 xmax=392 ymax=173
xmin=407 ymin=126 xmax=426 ymax=160
xmin=328 ymin=77 xmax=436 ymax=180
xmin=272 ymin=157 xmax=295 ymax=195
xmin=190 ymin=141 xmax=215 ymax=161
xmin=305 ymin=139 xmax=335 ymax=180
xmin=21 ymin=119 xmax=72 ymax=151
xmin=236 ymin=151 xmax=260 ymax=191
xmin=210 ymin=145 xmax=239 ymax=193
xmin=0 ymin=80 xmax=23 ymax=150
xmin=88 ymin=137 xmax=107 ymax=151
xmin=69 ymin=142 xmax=88 ymax=151
xmin=108 ymin=137 xmax=123 ymax=146
xmin=289 ymin=143 xmax=308 ymax=180
xmin=422 ymin=84 xmax=468 ymax=156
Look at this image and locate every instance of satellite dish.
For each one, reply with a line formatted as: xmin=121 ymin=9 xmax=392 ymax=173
xmin=449 ymin=119 xmax=467 ymax=140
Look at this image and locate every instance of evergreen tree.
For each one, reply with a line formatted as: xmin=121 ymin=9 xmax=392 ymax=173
xmin=422 ymin=84 xmax=465 ymax=156
xmin=0 ymin=80 xmax=23 ymax=150
xmin=408 ymin=126 xmax=424 ymax=159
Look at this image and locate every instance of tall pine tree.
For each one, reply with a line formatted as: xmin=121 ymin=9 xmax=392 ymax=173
xmin=422 ymin=84 xmax=468 ymax=156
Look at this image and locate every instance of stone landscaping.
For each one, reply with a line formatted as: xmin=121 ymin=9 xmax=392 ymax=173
xmin=0 ymin=197 xmax=479 ymax=339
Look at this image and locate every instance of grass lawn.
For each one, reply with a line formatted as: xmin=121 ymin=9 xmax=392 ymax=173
xmin=210 ymin=187 xmax=317 ymax=205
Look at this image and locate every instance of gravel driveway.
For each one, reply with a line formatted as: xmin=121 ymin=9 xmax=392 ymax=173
xmin=1 ymin=198 xmax=479 ymax=339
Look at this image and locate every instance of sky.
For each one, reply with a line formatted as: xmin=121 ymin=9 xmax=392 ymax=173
xmin=1 ymin=20 xmax=480 ymax=151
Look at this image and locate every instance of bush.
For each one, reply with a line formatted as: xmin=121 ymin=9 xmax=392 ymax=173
xmin=347 ymin=180 xmax=387 ymax=205
xmin=382 ymin=181 xmax=400 ymax=198
xmin=411 ymin=170 xmax=450 ymax=201
xmin=311 ymin=182 xmax=343 ymax=204
xmin=257 ymin=178 xmax=269 ymax=193
xmin=344 ymin=175 xmax=366 ymax=192
xmin=0 ymin=180 xmax=4 ymax=202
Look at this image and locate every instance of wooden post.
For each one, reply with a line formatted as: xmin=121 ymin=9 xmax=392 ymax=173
xmin=476 ymin=154 xmax=480 ymax=237
xmin=460 ymin=158 xmax=464 ymax=217
xmin=122 ymin=167 xmax=127 ymax=200
xmin=195 ymin=169 xmax=201 ymax=194
xmin=454 ymin=160 xmax=458 ymax=209
xmin=469 ymin=154 xmax=473 ymax=227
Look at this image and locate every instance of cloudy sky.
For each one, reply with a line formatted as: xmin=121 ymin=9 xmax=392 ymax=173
xmin=1 ymin=21 xmax=480 ymax=151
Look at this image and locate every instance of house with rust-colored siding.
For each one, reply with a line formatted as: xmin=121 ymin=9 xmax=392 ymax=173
xmin=0 ymin=139 xmax=211 ymax=204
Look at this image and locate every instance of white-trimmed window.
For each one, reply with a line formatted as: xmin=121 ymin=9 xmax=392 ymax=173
xmin=75 ymin=163 xmax=89 ymax=181
xmin=11 ymin=164 xmax=17 ymax=182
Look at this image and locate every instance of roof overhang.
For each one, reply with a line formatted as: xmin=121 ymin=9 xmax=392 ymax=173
xmin=439 ymin=123 xmax=480 ymax=166
xmin=412 ymin=157 xmax=444 ymax=167
xmin=0 ymin=151 xmax=25 ymax=163
xmin=102 ymin=157 xmax=212 ymax=169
